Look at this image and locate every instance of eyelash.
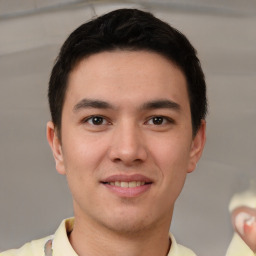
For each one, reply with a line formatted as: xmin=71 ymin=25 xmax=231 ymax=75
xmin=82 ymin=115 xmax=174 ymax=126
xmin=145 ymin=116 xmax=175 ymax=126
xmin=82 ymin=115 xmax=110 ymax=126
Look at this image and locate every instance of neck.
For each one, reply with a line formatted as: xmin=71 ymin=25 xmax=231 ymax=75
xmin=69 ymin=214 xmax=172 ymax=256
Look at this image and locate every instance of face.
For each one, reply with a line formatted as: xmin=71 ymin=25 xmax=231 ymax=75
xmin=47 ymin=50 xmax=205 ymax=234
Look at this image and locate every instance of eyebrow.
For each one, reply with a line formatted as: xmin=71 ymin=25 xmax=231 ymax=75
xmin=73 ymin=99 xmax=114 ymax=112
xmin=140 ymin=99 xmax=181 ymax=111
xmin=73 ymin=98 xmax=181 ymax=112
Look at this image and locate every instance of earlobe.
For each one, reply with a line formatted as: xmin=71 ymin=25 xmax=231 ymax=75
xmin=187 ymin=120 xmax=206 ymax=173
xmin=46 ymin=121 xmax=66 ymax=175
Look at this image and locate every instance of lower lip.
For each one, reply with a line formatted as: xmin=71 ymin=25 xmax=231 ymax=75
xmin=102 ymin=183 xmax=152 ymax=198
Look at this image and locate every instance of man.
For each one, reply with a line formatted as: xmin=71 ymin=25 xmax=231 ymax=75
xmin=1 ymin=8 xmax=207 ymax=256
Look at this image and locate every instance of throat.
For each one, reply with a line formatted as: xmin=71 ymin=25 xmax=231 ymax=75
xmin=68 ymin=220 xmax=171 ymax=256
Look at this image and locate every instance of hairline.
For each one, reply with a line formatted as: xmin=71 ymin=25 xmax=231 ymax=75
xmin=55 ymin=48 xmax=196 ymax=140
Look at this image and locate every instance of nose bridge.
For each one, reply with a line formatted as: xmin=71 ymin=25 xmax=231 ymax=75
xmin=109 ymin=118 xmax=147 ymax=164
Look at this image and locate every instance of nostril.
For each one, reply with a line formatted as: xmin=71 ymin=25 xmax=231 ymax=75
xmin=108 ymin=141 xmax=148 ymax=164
xmin=112 ymin=157 xmax=122 ymax=163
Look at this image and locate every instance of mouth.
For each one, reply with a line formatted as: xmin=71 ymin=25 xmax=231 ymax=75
xmin=101 ymin=175 xmax=153 ymax=197
xmin=102 ymin=181 xmax=150 ymax=187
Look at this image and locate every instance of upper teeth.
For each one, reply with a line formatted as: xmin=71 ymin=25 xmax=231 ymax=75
xmin=109 ymin=181 xmax=145 ymax=187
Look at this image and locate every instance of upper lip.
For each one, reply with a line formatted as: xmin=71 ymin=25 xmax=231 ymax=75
xmin=101 ymin=174 xmax=153 ymax=183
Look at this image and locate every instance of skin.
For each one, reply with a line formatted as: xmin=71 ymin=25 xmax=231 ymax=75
xmin=47 ymin=50 xmax=206 ymax=256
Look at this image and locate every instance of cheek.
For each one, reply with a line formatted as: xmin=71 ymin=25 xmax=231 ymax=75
xmin=62 ymin=131 xmax=109 ymax=172
xmin=149 ymin=135 xmax=191 ymax=201
xmin=149 ymin=135 xmax=192 ymax=174
xmin=61 ymin=137 xmax=100 ymax=206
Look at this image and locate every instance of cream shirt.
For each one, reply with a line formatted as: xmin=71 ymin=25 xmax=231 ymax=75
xmin=226 ymin=233 xmax=256 ymax=256
xmin=0 ymin=218 xmax=196 ymax=256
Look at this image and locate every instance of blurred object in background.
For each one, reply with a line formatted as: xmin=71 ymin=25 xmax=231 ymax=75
xmin=226 ymin=180 xmax=256 ymax=255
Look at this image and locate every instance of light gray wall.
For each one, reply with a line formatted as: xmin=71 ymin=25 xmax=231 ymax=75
xmin=0 ymin=1 xmax=256 ymax=255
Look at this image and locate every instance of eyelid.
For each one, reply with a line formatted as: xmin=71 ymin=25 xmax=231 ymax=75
xmin=145 ymin=115 xmax=175 ymax=125
xmin=82 ymin=115 xmax=111 ymax=125
xmin=81 ymin=115 xmax=174 ymax=126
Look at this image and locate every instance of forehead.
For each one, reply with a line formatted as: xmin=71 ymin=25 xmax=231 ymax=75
xmin=65 ymin=50 xmax=189 ymax=109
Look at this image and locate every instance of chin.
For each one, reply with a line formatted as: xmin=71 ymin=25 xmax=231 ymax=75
xmin=101 ymin=209 xmax=160 ymax=236
xmin=105 ymin=219 xmax=151 ymax=236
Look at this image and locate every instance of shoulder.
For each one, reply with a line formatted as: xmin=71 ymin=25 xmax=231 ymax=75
xmin=0 ymin=218 xmax=74 ymax=256
xmin=175 ymin=244 xmax=197 ymax=256
xmin=168 ymin=233 xmax=197 ymax=256
xmin=0 ymin=236 xmax=52 ymax=256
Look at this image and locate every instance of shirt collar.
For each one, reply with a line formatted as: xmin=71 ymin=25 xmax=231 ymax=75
xmin=53 ymin=218 xmax=77 ymax=256
xmin=52 ymin=218 xmax=195 ymax=256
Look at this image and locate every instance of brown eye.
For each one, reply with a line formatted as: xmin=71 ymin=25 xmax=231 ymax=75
xmin=146 ymin=116 xmax=174 ymax=126
xmin=91 ymin=116 xmax=104 ymax=125
xmin=152 ymin=116 xmax=164 ymax=125
xmin=85 ymin=116 xmax=108 ymax=125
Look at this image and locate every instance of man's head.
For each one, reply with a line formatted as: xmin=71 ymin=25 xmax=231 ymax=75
xmin=48 ymin=8 xmax=207 ymax=137
xmin=47 ymin=8 xmax=207 ymax=236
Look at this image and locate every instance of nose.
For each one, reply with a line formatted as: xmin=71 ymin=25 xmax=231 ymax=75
xmin=108 ymin=121 xmax=148 ymax=166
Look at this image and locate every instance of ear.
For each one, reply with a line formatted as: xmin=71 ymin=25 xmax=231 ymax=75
xmin=46 ymin=121 xmax=66 ymax=175
xmin=187 ymin=120 xmax=206 ymax=173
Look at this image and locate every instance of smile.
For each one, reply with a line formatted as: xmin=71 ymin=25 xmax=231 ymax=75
xmin=101 ymin=175 xmax=153 ymax=197
xmin=107 ymin=181 xmax=146 ymax=187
